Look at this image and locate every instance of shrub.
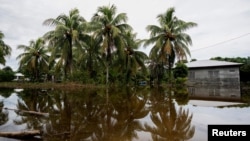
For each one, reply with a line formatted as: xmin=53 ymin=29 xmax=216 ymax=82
xmin=173 ymin=63 xmax=188 ymax=78
xmin=0 ymin=67 xmax=15 ymax=82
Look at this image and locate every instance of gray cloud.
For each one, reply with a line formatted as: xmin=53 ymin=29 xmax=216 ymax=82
xmin=0 ymin=0 xmax=250 ymax=70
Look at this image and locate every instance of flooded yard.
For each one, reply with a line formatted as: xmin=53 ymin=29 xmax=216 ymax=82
xmin=0 ymin=85 xmax=249 ymax=141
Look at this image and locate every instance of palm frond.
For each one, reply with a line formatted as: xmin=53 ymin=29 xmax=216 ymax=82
xmin=112 ymin=13 xmax=128 ymax=25
xmin=146 ymin=25 xmax=162 ymax=37
xmin=43 ymin=18 xmax=61 ymax=26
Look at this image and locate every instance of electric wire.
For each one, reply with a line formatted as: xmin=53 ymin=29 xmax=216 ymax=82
xmin=191 ymin=33 xmax=250 ymax=52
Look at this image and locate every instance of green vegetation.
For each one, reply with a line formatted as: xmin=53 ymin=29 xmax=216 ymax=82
xmin=0 ymin=31 xmax=12 ymax=65
xmin=173 ymin=63 xmax=188 ymax=79
xmin=1 ymin=5 xmax=197 ymax=86
xmin=0 ymin=66 xmax=15 ymax=82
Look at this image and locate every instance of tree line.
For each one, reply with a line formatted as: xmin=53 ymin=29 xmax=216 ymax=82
xmin=0 ymin=4 xmax=197 ymax=85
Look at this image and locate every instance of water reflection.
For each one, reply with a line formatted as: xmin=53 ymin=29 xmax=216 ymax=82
xmin=0 ymin=86 xmax=195 ymax=140
xmin=188 ymin=85 xmax=241 ymax=101
xmin=174 ymin=84 xmax=189 ymax=105
xmin=0 ymin=101 xmax=8 ymax=126
xmin=144 ymin=87 xmax=195 ymax=141
xmin=103 ymin=88 xmax=149 ymax=141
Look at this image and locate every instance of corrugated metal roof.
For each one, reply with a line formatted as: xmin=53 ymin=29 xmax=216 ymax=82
xmin=15 ymin=73 xmax=24 ymax=76
xmin=185 ymin=60 xmax=242 ymax=68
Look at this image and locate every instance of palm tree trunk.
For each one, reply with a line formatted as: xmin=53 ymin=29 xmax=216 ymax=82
xmin=106 ymin=36 xmax=112 ymax=85
xmin=106 ymin=66 xmax=109 ymax=85
xmin=65 ymin=35 xmax=73 ymax=79
xmin=168 ymin=58 xmax=172 ymax=85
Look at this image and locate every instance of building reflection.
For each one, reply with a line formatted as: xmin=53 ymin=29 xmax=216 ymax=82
xmin=188 ymin=85 xmax=241 ymax=102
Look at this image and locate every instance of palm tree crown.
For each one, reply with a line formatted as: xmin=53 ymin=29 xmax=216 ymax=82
xmin=43 ymin=8 xmax=86 ymax=78
xmin=144 ymin=7 xmax=197 ymax=84
xmin=0 ymin=31 xmax=12 ymax=65
xmin=91 ymin=4 xmax=132 ymax=84
xmin=16 ymin=38 xmax=49 ymax=81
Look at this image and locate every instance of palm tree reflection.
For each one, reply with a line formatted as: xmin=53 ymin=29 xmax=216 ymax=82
xmin=92 ymin=87 xmax=149 ymax=141
xmin=0 ymin=89 xmax=12 ymax=126
xmin=144 ymin=87 xmax=195 ymax=141
xmin=14 ymin=89 xmax=48 ymax=130
xmin=4 ymin=86 xmax=194 ymax=140
xmin=0 ymin=101 xmax=8 ymax=126
xmin=44 ymin=89 xmax=102 ymax=141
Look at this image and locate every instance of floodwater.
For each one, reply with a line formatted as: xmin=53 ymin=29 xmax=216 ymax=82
xmin=0 ymin=85 xmax=249 ymax=141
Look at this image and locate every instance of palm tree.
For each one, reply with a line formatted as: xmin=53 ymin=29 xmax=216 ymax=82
xmin=16 ymin=38 xmax=50 ymax=81
xmin=91 ymin=4 xmax=132 ymax=85
xmin=43 ymin=8 xmax=86 ymax=79
xmin=0 ymin=31 xmax=12 ymax=66
xmin=74 ymin=34 xmax=104 ymax=82
xmin=120 ymin=31 xmax=148 ymax=85
xmin=144 ymin=7 xmax=197 ymax=84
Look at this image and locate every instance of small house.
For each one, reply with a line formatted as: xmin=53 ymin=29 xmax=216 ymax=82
xmin=13 ymin=73 xmax=24 ymax=81
xmin=185 ymin=60 xmax=242 ymax=86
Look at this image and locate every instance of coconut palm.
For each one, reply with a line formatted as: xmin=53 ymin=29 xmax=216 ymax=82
xmin=16 ymin=38 xmax=49 ymax=81
xmin=144 ymin=7 xmax=197 ymax=84
xmin=74 ymin=34 xmax=104 ymax=81
xmin=43 ymin=8 xmax=86 ymax=79
xmin=0 ymin=31 xmax=12 ymax=65
xmin=91 ymin=4 xmax=132 ymax=84
xmin=119 ymin=31 xmax=148 ymax=84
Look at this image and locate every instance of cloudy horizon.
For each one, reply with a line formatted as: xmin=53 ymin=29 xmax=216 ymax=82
xmin=1 ymin=0 xmax=250 ymax=71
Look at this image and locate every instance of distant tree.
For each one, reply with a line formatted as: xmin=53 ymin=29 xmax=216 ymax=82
xmin=0 ymin=66 xmax=15 ymax=82
xmin=2 ymin=66 xmax=13 ymax=72
xmin=210 ymin=56 xmax=248 ymax=64
xmin=173 ymin=63 xmax=188 ymax=78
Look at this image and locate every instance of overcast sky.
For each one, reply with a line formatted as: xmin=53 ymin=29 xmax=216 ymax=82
xmin=1 ymin=0 xmax=250 ymax=71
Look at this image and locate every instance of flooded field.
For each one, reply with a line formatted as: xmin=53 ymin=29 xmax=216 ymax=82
xmin=0 ymin=85 xmax=249 ymax=141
